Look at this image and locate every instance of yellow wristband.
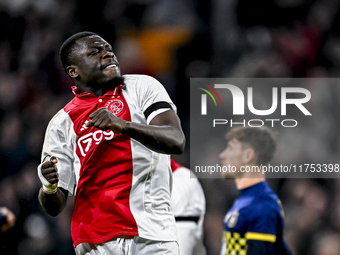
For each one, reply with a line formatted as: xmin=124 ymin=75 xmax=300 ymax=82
xmin=42 ymin=183 xmax=58 ymax=194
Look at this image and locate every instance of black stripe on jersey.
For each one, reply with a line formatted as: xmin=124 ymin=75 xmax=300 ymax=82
xmin=144 ymin=101 xmax=173 ymax=120
xmin=175 ymin=216 xmax=200 ymax=223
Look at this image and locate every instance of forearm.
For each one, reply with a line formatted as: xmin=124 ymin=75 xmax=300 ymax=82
xmin=122 ymin=121 xmax=185 ymax=154
xmin=87 ymin=108 xmax=186 ymax=154
xmin=38 ymin=188 xmax=68 ymax=217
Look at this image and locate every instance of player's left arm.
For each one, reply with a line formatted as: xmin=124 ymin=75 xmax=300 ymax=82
xmin=246 ymin=238 xmax=292 ymax=255
xmin=246 ymin=238 xmax=275 ymax=254
xmin=86 ymin=108 xmax=185 ymax=155
xmin=245 ymin=202 xmax=281 ymax=255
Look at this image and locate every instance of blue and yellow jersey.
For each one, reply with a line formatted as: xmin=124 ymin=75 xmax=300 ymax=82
xmin=221 ymin=182 xmax=291 ymax=255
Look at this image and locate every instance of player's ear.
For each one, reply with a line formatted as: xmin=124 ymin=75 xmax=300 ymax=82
xmin=66 ymin=65 xmax=79 ymax=79
xmin=243 ymin=147 xmax=256 ymax=164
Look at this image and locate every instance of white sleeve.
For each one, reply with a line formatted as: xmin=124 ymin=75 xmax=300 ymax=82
xmin=171 ymin=167 xmax=207 ymax=255
xmin=41 ymin=109 xmax=77 ymax=195
xmin=136 ymin=75 xmax=177 ymax=124
xmin=171 ymin=167 xmax=206 ymax=217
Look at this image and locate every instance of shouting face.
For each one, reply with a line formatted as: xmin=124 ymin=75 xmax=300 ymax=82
xmin=67 ymin=35 xmax=121 ymax=87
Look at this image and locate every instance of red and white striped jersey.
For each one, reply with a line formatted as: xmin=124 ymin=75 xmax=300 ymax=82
xmin=41 ymin=75 xmax=178 ymax=247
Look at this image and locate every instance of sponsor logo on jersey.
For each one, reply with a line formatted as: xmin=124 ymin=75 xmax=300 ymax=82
xmin=78 ymin=130 xmax=115 ymax=157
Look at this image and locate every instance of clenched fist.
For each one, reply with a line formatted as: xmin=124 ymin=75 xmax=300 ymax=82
xmin=38 ymin=156 xmax=59 ymax=194
xmin=86 ymin=107 xmax=126 ymax=134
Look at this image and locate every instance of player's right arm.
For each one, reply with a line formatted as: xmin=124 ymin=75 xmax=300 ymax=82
xmin=37 ymin=109 xmax=76 ymax=217
xmin=38 ymin=156 xmax=68 ymax=216
xmin=38 ymin=188 xmax=68 ymax=217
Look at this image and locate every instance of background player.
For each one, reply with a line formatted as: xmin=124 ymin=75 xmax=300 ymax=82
xmin=219 ymin=126 xmax=291 ymax=255
xmin=37 ymin=31 xmax=185 ymax=255
xmin=170 ymin=159 xmax=207 ymax=255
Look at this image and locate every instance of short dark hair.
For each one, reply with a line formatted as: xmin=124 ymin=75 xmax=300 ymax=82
xmin=226 ymin=126 xmax=277 ymax=165
xmin=59 ymin=31 xmax=97 ymax=70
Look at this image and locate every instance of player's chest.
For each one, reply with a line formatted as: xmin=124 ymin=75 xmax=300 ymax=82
xmin=71 ymin=94 xmax=130 ymax=134
xmin=224 ymin=205 xmax=249 ymax=234
xmin=68 ymin=95 xmax=132 ymax=157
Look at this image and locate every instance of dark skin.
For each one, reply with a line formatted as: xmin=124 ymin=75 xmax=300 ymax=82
xmin=39 ymin=35 xmax=185 ymax=216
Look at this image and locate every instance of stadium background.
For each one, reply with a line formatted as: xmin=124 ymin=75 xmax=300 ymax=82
xmin=0 ymin=0 xmax=340 ymax=254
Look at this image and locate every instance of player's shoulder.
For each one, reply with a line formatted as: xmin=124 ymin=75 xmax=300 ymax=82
xmin=47 ymin=108 xmax=72 ymax=130
xmin=173 ymin=166 xmax=199 ymax=179
xmin=49 ymin=108 xmax=69 ymax=121
xmin=123 ymin=74 xmax=158 ymax=82
xmin=244 ymin=193 xmax=281 ymax=220
xmin=123 ymin=74 xmax=163 ymax=88
xmin=260 ymin=187 xmax=281 ymax=210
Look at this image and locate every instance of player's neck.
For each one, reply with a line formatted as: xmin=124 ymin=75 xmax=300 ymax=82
xmin=235 ymin=177 xmax=265 ymax=190
xmin=75 ymin=77 xmax=125 ymax=96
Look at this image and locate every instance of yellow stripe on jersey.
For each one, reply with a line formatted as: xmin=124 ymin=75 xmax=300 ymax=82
xmin=245 ymin=232 xmax=276 ymax=242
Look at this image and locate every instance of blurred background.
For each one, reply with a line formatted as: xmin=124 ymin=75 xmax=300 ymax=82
xmin=1 ymin=0 xmax=340 ymax=254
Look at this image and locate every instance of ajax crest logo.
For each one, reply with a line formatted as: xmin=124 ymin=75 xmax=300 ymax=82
xmin=105 ymin=98 xmax=124 ymax=115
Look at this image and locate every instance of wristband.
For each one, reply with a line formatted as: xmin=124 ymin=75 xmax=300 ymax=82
xmin=42 ymin=184 xmax=58 ymax=194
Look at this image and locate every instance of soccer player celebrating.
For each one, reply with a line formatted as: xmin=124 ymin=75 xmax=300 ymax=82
xmin=219 ymin=127 xmax=291 ymax=255
xmin=37 ymin=32 xmax=185 ymax=255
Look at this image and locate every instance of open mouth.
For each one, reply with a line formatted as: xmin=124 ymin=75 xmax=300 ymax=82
xmin=103 ymin=64 xmax=118 ymax=70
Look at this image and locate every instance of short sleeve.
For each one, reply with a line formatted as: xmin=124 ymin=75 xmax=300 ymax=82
xmin=135 ymin=75 xmax=177 ymax=124
xmin=245 ymin=202 xmax=278 ymax=241
xmin=41 ymin=109 xmax=77 ymax=195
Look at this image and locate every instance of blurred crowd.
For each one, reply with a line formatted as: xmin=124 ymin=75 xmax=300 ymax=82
xmin=1 ymin=0 xmax=340 ymax=254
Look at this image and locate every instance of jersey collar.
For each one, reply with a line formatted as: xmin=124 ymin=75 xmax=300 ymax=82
xmin=71 ymin=85 xmax=122 ymax=98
